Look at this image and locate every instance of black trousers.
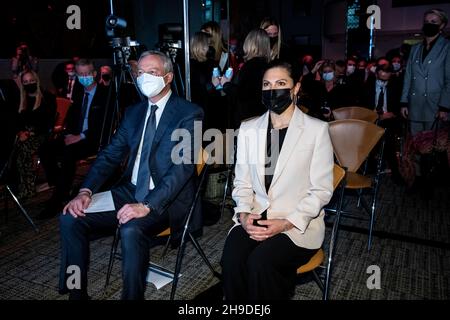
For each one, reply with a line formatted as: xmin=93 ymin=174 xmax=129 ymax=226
xmin=377 ymin=117 xmax=403 ymax=177
xmin=220 ymin=226 xmax=318 ymax=300
xmin=59 ymin=182 xmax=169 ymax=300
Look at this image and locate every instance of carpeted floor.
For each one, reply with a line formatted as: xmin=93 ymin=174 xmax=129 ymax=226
xmin=0 ymin=167 xmax=449 ymax=300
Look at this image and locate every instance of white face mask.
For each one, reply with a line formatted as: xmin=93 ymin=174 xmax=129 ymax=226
xmin=347 ymin=65 xmax=355 ymax=75
xmin=137 ymin=73 xmax=167 ymax=98
xmin=322 ymin=71 xmax=335 ymax=82
xmin=392 ymin=62 xmax=401 ymax=71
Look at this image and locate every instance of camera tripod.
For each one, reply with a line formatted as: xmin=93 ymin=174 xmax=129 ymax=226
xmin=0 ymin=137 xmax=39 ymax=233
xmin=99 ymin=46 xmax=144 ymax=148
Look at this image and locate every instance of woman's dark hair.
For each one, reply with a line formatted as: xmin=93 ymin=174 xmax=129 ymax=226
xmin=265 ymin=60 xmax=300 ymax=83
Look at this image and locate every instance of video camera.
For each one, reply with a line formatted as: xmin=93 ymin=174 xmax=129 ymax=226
xmin=157 ymin=23 xmax=183 ymax=61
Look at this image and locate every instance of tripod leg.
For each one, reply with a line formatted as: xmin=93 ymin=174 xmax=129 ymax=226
xmin=6 ymin=185 xmax=39 ymax=233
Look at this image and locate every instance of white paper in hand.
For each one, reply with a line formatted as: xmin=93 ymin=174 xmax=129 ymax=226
xmin=84 ymin=191 xmax=115 ymax=213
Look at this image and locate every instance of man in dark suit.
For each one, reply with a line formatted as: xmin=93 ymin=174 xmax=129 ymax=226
xmin=58 ymin=51 xmax=204 ymax=300
xmin=362 ymin=64 xmax=404 ymax=183
xmin=39 ymin=59 xmax=114 ymax=218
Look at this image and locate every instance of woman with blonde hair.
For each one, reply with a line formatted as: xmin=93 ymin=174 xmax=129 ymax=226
xmin=222 ymin=28 xmax=271 ymax=127
xmin=15 ymin=70 xmax=56 ymax=198
xmin=260 ymin=17 xmax=295 ymax=65
xmin=201 ymin=21 xmax=229 ymax=71
xmin=189 ymin=31 xmax=222 ymax=130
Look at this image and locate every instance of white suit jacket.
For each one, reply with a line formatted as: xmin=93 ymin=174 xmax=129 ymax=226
xmin=231 ymin=107 xmax=334 ymax=249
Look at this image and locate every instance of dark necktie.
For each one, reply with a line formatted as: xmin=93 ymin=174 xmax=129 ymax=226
xmin=79 ymin=92 xmax=89 ymax=132
xmin=376 ymin=86 xmax=384 ymax=115
xmin=135 ymin=104 xmax=158 ymax=202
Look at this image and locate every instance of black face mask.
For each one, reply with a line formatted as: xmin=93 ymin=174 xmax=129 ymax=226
xmin=23 ymin=83 xmax=37 ymax=94
xmin=422 ymin=23 xmax=440 ymax=37
xmin=269 ymin=36 xmax=278 ymax=47
xmin=262 ymin=89 xmax=293 ymax=115
xmin=101 ymin=74 xmax=111 ymax=81
xmin=206 ymin=46 xmax=216 ymax=60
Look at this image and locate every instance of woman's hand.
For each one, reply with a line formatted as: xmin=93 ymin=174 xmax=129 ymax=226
xmin=311 ymin=60 xmax=324 ymax=74
xmin=211 ymin=76 xmax=221 ymax=88
xmin=241 ymin=214 xmax=293 ymax=241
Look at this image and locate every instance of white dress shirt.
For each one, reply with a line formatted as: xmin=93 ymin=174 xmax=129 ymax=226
xmin=375 ymin=80 xmax=388 ymax=113
xmin=131 ymin=90 xmax=172 ymax=190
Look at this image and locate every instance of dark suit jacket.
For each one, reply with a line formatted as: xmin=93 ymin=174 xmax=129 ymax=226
xmin=81 ymin=94 xmax=204 ymax=241
xmin=64 ymin=83 xmax=114 ymax=151
xmin=361 ymin=77 xmax=402 ymax=115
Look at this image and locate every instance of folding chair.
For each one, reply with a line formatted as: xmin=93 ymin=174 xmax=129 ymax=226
xmin=54 ymin=97 xmax=72 ymax=133
xmin=332 ymin=106 xmax=378 ymax=123
xmin=328 ymin=119 xmax=385 ymax=251
xmin=296 ymin=164 xmax=346 ymax=300
xmin=104 ymin=148 xmax=221 ymax=300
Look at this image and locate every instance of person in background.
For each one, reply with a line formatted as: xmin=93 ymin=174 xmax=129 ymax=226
xmin=362 ymin=64 xmax=403 ymax=184
xmin=11 ymin=43 xmax=39 ymax=80
xmin=221 ymin=61 xmax=333 ymax=300
xmin=189 ymin=31 xmax=222 ymax=130
xmin=201 ymin=21 xmax=229 ymax=72
xmin=15 ymin=71 xmax=56 ymax=199
xmin=259 ymin=17 xmax=294 ymax=65
xmin=400 ymin=8 xmax=449 ymax=196
xmin=53 ymin=61 xmax=77 ymax=100
xmin=39 ymin=59 xmax=114 ymax=219
xmin=221 ymin=28 xmax=271 ymax=128
xmin=346 ymin=57 xmax=357 ymax=76
xmin=99 ymin=66 xmax=113 ymax=87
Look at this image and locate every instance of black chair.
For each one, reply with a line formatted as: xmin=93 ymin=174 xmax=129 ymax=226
xmin=104 ymin=148 xmax=221 ymax=299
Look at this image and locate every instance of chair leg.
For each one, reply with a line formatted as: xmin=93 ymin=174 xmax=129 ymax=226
xmin=312 ymin=270 xmax=324 ymax=293
xmin=160 ymin=235 xmax=171 ymax=260
xmin=170 ymin=233 xmax=188 ymax=300
xmin=105 ymin=225 xmax=120 ymax=290
xmin=368 ymin=138 xmax=385 ymax=251
xmin=189 ymin=232 xmax=221 ymax=279
xmin=220 ymin=167 xmax=232 ymax=218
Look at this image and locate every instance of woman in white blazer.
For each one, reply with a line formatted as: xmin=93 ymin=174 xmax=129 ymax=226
xmin=221 ymin=61 xmax=334 ymax=299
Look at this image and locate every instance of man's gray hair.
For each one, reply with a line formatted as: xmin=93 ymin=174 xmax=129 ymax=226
xmin=138 ymin=50 xmax=174 ymax=74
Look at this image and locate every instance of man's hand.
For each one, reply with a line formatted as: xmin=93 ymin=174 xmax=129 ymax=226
xmin=437 ymin=111 xmax=448 ymax=121
xmin=64 ymin=134 xmax=82 ymax=146
xmin=63 ymin=193 xmax=92 ymax=218
xmin=18 ymin=131 xmax=30 ymax=142
xmin=379 ymin=112 xmax=395 ymax=120
xmin=400 ymin=107 xmax=408 ymax=119
xmin=117 ymin=203 xmax=150 ymax=224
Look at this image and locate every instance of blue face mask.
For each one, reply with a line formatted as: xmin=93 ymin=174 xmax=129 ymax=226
xmin=322 ymin=71 xmax=335 ymax=82
xmin=78 ymin=75 xmax=95 ymax=87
